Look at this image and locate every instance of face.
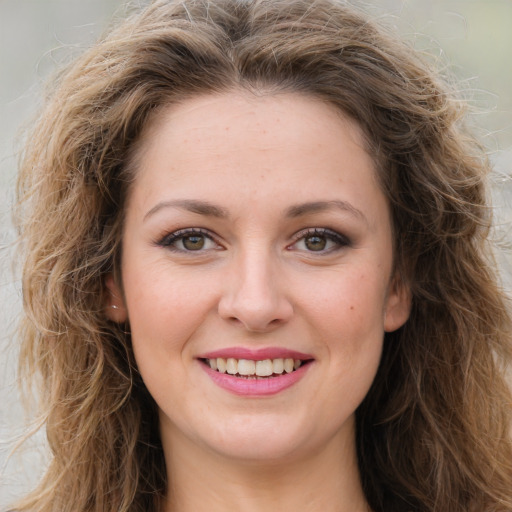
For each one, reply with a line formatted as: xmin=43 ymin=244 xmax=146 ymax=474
xmin=106 ymin=92 xmax=410 ymax=465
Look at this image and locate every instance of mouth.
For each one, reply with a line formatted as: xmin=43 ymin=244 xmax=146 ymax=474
xmin=200 ymin=357 xmax=312 ymax=379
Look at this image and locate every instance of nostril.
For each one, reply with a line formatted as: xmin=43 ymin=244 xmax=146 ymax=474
xmin=217 ymin=273 xmax=294 ymax=331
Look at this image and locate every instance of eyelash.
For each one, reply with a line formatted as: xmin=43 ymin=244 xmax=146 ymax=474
xmin=289 ymin=228 xmax=351 ymax=253
xmin=156 ymin=227 xmax=351 ymax=254
xmin=157 ymin=228 xmax=221 ymax=252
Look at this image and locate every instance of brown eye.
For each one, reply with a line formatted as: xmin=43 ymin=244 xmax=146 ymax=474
xmin=304 ymin=235 xmax=327 ymax=251
xmin=182 ymin=235 xmax=205 ymax=250
xmin=158 ymin=229 xmax=220 ymax=252
xmin=289 ymin=228 xmax=351 ymax=254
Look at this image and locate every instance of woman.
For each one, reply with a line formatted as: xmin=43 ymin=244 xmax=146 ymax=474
xmin=14 ymin=0 xmax=512 ymax=511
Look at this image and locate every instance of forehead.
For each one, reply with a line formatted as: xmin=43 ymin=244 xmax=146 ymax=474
xmin=124 ymin=91 xmax=387 ymax=228
xmin=133 ymin=90 xmax=372 ymax=168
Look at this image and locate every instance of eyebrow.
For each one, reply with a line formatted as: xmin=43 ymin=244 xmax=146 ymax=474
xmin=285 ymin=200 xmax=368 ymax=224
xmin=143 ymin=198 xmax=367 ymax=224
xmin=143 ymin=199 xmax=229 ymax=221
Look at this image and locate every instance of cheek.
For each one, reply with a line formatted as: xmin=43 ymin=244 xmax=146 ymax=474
xmin=300 ymin=267 xmax=388 ymax=381
xmin=304 ymin=268 xmax=388 ymax=334
xmin=291 ymin=269 xmax=386 ymax=431
xmin=125 ymin=275 xmax=218 ymax=405
xmin=123 ymin=265 xmax=219 ymax=358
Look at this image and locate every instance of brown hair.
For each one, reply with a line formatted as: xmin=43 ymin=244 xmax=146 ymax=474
xmin=14 ymin=1 xmax=512 ymax=511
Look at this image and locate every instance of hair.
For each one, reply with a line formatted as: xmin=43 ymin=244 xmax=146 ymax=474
xmin=14 ymin=0 xmax=512 ymax=511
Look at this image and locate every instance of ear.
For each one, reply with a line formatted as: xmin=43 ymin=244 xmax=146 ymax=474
xmin=104 ymin=274 xmax=128 ymax=323
xmin=383 ymin=274 xmax=412 ymax=333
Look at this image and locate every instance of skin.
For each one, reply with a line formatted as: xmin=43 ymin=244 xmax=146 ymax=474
xmin=106 ymin=91 xmax=411 ymax=511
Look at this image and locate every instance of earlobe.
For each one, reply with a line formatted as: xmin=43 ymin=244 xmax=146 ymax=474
xmin=383 ymin=275 xmax=412 ymax=333
xmin=104 ymin=274 xmax=128 ymax=323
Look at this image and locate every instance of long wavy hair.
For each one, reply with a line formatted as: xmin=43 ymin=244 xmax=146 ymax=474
xmin=14 ymin=0 xmax=512 ymax=511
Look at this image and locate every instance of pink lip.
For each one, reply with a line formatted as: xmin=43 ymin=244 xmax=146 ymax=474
xmin=200 ymin=361 xmax=312 ymax=397
xmin=198 ymin=347 xmax=314 ymax=361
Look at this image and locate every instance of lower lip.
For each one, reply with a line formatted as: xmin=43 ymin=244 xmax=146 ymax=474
xmin=200 ymin=362 xmax=312 ymax=396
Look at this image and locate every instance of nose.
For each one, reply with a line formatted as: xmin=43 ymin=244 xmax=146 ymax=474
xmin=218 ymin=248 xmax=294 ymax=333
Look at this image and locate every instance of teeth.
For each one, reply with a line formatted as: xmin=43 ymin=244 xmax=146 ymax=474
xmin=217 ymin=358 xmax=226 ymax=373
xmin=238 ymin=359 xmax=256 ymax=375
xmin=273 ymin=358 xmax=284 ymax=374
xmin=226 ymin=358 xmax=238 ymax=375
xmin=206 ymin=357 xmax=306 ymax=377
xmin=255 ymin=359 xmax=273 ymax=377
xmin=284 ymin=358 xmax=294 ymax=373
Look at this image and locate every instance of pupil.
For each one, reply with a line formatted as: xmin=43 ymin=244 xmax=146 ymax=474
xmin=183 ymin=235 xmax=205 ymax=250
xmin=305 ymin=235 xmax=326 ymax=251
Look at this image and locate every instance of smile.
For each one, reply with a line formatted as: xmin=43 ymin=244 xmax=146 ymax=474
xmin=198 ymin=351 xmax=314 ymax=396
xmin=202 ymin=357 xmax=305 ymax=378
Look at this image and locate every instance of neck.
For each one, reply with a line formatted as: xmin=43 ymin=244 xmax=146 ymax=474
xmin=161 ymin=423 xmax=370 ymax=512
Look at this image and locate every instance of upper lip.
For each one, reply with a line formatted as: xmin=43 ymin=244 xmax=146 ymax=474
xmin=198 ymin=347 xmax=314 ymax=361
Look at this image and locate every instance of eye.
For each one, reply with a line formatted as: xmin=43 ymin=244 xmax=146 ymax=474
xmin=290 ymin=228 xmax=351 ymax=253
xmin=157 ymin=229 xmax=221 ymax=252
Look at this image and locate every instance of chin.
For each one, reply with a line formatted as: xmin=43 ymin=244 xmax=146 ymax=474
xmin=188 ymin=411 xmax=354 ymax=465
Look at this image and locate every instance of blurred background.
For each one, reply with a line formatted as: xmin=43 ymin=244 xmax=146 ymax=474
xmin=1 ymin=0 xmax=511 ymax=507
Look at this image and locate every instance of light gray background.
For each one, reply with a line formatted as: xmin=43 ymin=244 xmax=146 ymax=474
xmin=1 ymin=0 xmax=511 ymax=507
